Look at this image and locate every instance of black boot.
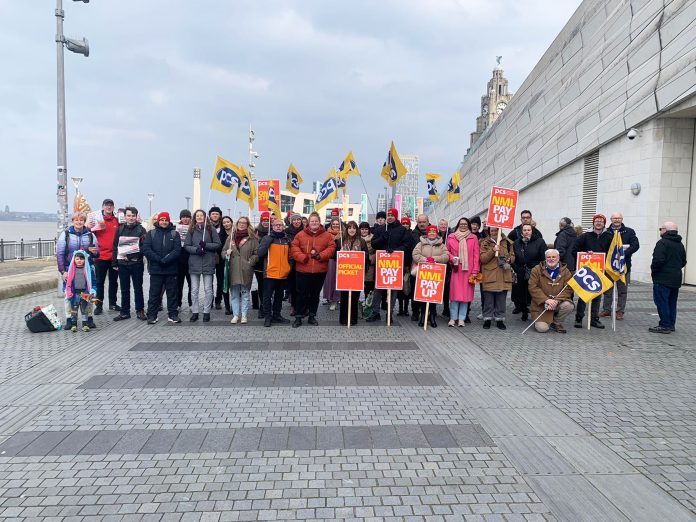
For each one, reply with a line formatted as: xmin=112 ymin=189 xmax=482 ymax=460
xmin=308 ymin=315 xmax=318 ymax=325
xmin=429 ymin=313 xmax=437 ymax=328
xmin=264 ymin=316 xmax=272 ymax=327
xmin=483 ymin=320 xmax=491 ymax=329
xmin=203 ymin=313 xmax=210 ymax=322
xmin=521 ymin=310 xmax=528 ymax=321
xmin=189 ymin=313 xmax=199 ymax=322
xmin=418 ymin=316 xmax=425 ymax=327
xmin=292 ymin=317 xmax=302 ymax=328
xmin=411 ymin=310 xmax=419 ymax=322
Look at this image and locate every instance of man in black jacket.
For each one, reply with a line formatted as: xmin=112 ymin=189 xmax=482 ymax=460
xmin=600 ymin=212 xmax=640 ymax=320
xmin=508 ymin=210 xmax=543 ymax=242
xmin=571 ymin=214 xmax=613 ymax=329
xmin=649 ymin=222 xmax=687 ymax=333
xmin=208 ymin=206 xmax=227 ymax=311
xmin=367 ymin=207 xmax=412 ymax=323
xmin=112 ymin=207 xmax=147 ymax=321
xmin=143 ymin=212 xmax=182 ymax=324
xmin=554 ymin=217 xmax=577 ymax=270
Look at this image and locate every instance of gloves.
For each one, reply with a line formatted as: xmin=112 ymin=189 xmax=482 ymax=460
xmin=196 ymin=240 xmax=205 ymax=256
xmin=427 ymin=256 xmax=434 ymax=263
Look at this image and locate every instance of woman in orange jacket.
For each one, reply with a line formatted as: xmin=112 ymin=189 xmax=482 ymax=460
xmin=290 ymin=212 xmax=336 ymax=327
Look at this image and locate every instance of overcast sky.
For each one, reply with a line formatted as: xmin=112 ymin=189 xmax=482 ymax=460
xmin=0 ymin=0 xmax=581 ymax=216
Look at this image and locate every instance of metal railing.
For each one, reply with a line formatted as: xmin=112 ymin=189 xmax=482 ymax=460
xmin=0 ymin=239 xmax=57 ymax=262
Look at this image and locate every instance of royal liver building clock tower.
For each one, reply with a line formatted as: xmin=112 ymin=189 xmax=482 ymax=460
xmin=469 ymin=57 xmax=514 ymax=149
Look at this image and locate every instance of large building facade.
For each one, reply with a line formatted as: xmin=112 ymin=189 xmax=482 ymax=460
xmin=396 ymin=155 xmax=419 ymax=218
xmin=430 ymin=0 xmax=696 ymax=284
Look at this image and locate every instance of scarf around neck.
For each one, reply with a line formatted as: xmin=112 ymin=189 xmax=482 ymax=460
xmin=454 ymin=229 xmax=470 ymax=271
xmin=234 ymin=229 xmax=249 ymax=248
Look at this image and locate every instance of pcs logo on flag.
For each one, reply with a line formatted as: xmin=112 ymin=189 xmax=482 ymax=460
xmin=574 ymin=266 xmax=602 ymax=292
xmin=215 ymin=167 xmax=241 ymax=188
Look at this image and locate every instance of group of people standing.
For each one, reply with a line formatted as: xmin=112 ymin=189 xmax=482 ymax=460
xmin=56 ymin=199 xmax=686 ymax=335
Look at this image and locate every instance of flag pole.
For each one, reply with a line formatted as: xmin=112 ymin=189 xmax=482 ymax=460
xmin=612 ymin=282 xmax=617 ymax=331
xmin=588 ymin=298 xmax=592 ymax=330
xmin=347 ymin=292 xmax=352 ymax=329
xmin=423 ymin=302 xmax=430 ymax=331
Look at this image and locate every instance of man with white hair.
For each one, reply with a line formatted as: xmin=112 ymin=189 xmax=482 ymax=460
xmin=649 ymin=222 xmax=686 ymax=334
xmin=600 ymin=212 xmax=639 ymax=320
xmin=528 ymin=249 xmax=574 ymax=333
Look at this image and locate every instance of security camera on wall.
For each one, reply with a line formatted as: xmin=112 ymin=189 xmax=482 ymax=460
xmin=627 ymin=128 xmax=639 ymax=140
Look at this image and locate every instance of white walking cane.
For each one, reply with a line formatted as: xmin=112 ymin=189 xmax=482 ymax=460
xmin=521 ymin=283 xmax=570 ymax=334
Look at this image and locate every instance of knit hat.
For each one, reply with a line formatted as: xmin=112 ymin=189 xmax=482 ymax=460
xmin=260 ymin=211 xmax=271 ymax=221
xmin=376 ymin=211 xmax=387 ymax=220
xmin=400 ymin=216 xmax=411 ymax=227
xmin=470 ymin=216 xmax=481 ymax=226
xmin=426 ymin=225 xmax=438 ymax=234
xmin=387 ymin=207 xmax=399 ymax=219
xmin=593 ymin=213 xmax=606 ymax=224
xmin=179 ymin=209 xmax=192 ymax=219
xmin=289 ymin=213 xmax=302 ymax=222
xmin=209 ymin=206 xmax=222 ymax=215
xmin=157 ymin=211 xmax=171 ymax=222
xmin=359 ymin=221 xmax=370 ymax=230
xmin=330 ymin=208 xmax=340 ymax=217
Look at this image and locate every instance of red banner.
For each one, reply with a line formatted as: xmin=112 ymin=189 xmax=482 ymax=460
xmin=257 ymin=179 xmax=280 ymax=212
xmin=413 ymin=263 xmax=447 ymax=304
xmin=576 ymin=252 xmax=605 ymax=273
xmin=336 ymin=251 xmax=366 ymax=291
xmin=486 ymin=186 xmax=518 ymax=230
xmin=375 ymin=251 xmax=404 ymax=290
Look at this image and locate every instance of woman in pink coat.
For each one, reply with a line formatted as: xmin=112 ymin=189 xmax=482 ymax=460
xmin=446 ymin=217 xmax=480 ymax=327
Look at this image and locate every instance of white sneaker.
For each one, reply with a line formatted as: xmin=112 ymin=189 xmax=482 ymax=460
xmin=230 ymin=316 xmax=238 ymax=324
xmin=329 ymin=303 xmax=337 ymax=311
xmin=241 ymin=316 xmax=247 ymax=324
xmin=458 ymin=320 xmax=465 ymax=327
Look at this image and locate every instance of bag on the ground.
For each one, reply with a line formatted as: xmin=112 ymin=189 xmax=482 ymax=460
xmin=25 ymin=304 xmax=62 ymax=333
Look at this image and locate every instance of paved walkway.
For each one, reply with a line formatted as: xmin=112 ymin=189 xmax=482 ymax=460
xmin=0 ymin=282 xmax=694 ymax=521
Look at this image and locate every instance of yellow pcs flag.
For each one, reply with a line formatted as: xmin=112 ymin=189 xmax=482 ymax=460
xmin=210 ymin=156 xmax=242 ymax=194
xmin=286 ymin=163 xmax=303 ymax=195
xmin=267 ymin=182 xmax=282 ymax=219
xmin=568 ymin=265 xmax=614 ymax=303
xmin=236 ymin=166 xmax=256 ymax=210
xmin=315 ymin=169 xmax=339 ymax=211
xmin=446 ymin=172 xmax=461 ymax=203
xmin=380 ymin=141 xmax=407 ymax=187
xmin=605 ymin=230 xmax=626 ymax=283
xmin=337 ymin=151 xmax=361 ymax=177
xmin=425 ymin=173 xmax=441 ymax=202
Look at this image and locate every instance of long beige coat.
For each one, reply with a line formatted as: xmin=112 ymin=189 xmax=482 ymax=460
xmin=479 ymin=234 xmax=515 ymax=292
xmin=528 ymin=262 xmax=574 ymax=323
xmin=223 ymin=234 xmax=259 ymax=288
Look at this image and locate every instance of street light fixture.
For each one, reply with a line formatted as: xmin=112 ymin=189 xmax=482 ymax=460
xmin=147 ymin=193 xmax=155 ymax=217
xmin=185 ymin=197 xmax=191 ymax=211
xmin=56 ymin=0 xmax=90 ymax=234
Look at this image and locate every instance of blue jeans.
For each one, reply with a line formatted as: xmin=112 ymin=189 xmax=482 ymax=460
xmin=117 ymin=262 xmax=144 ymax=316
xmin=653 ymin=283 xmax=679 ymax=328
xmin=230 ymin=284 xmax=250 ymax=318
xmin=449 ymin=301 xmax=469 ymax=321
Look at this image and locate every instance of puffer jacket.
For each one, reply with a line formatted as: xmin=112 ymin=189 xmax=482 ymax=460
xmin=291 ymin=226 xmax=336 ymax=274
xmin=184 ymin=224 xmax=221 ymax=275
xmin=142 ymin=222 xmax=182 ymax=275
xmin=554 ymin=225 xmax=578 ymax=270
xmin=57 ymin=226 xmax=98 ymax=274
xmin=412 ymin=236 xmax=450 ymax=266
xmin=479 ymin=234 xmax=516 ymax=292
xmin=223 ymin=233 xmax=258 ymax=287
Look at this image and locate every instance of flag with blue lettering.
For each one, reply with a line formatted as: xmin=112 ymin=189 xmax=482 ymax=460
xmin=315 ymin=169 xmax=339 ymax=211
xmin=426 ymin=173 xmax=441 ymax=202
xmin=337 ymin=151 xmax=361 ymax=178
xmin=605 ymin=230 xmax=626 ymax=283
xmin=236 ymin=166 xmax=256 ymax=210
xmin=380 ymin=141 xmax=407 ymax=187
xmin=210 ymin=156 xmax=242 ymax=194
xmin=446 ymin=172 xmax=461 ymax=204
xmin=568 ymin=265 xmax=614 ymax=303
xmin=286 ymin=164 xmax=303 ymax=195
xmin=267 ymin=184 xmax=282 ymax=219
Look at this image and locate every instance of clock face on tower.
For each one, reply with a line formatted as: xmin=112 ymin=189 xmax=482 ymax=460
xmin=482 ymin=105 xmax=489 ymax=115
xmin=496 ymin=102 xmax=507 ymax=114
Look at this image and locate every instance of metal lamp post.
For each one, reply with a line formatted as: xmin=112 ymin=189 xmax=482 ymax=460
xmin=185 ymin=196 xmax=191 ymax=211
xmin=147 ymin=193 xmax=155 ymax=217
xmin=56 ymin=0 xmax=90 ymax=234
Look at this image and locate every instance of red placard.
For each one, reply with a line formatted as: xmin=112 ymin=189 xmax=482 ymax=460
xmin=486 ymin=186 xmax=519 ymax=230
xmin=576 ymin=252 xmax=605 ymax=273
xmin=336 ymin=251 xmax=366 ymax=291
xmin=375 ymin=251 xmax=404 ymax=290
xmin=257 ymin=179 xmax=280 ymax=212
xmin=413 ymin=263 xmax=447 ymax=303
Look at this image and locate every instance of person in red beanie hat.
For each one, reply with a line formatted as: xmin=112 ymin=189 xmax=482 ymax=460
xmin=387 ymin=207 xmax=399 ymax=220
xmin=571 ymin=212 xmax=612 ymax=329
xmin=142 ymin=211 xmax=182 ymax=324
xmin=400 ymin=216 xmax=411 ymax=230
xmin=331 ymin=208 xmax=340 ymax=217
xmin=253 ymin=211 xmax=272 ymax=318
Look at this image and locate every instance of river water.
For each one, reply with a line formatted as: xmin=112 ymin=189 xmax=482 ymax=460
xmin=0 ymin=222 xmax=63 ymax=242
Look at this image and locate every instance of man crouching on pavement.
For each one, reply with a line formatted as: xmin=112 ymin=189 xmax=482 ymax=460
xmin=528 ymin=249 xmax=574 ymax=333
